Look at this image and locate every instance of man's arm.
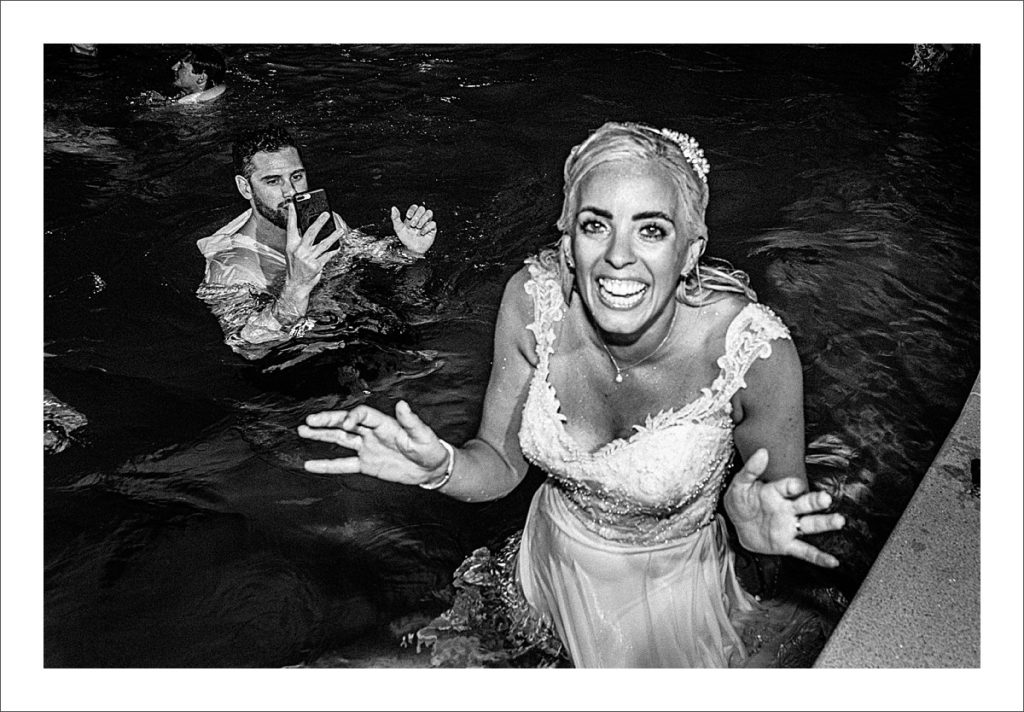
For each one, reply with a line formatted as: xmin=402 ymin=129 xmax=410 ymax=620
xmin=196 ymin=278 xmax=314 ymax=361
xmin=338 ymin=204 xmax=437 ymax=268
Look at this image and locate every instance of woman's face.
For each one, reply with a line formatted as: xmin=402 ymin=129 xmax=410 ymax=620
xmin=566 ymin=160 xmax=697 ymax=341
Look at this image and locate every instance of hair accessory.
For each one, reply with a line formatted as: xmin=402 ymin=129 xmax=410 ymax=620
xmin=419 ymin=439 xmax=455 ymax=490
xmin=659 ymin=128 xmax=710 ymax=184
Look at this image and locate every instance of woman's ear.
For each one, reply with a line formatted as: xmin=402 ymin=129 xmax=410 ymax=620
xmin=235 ymin=175 xmax=252 ymax=201
xmin=559 ymin=233 xmax=575 ymax=268
xmin=196 ymin=71 xmax=209 ymax=89
xmin=683 ymin=236 xmax=706 ymax=275
xmin=558 ymin=233 xmax=575 ymax=305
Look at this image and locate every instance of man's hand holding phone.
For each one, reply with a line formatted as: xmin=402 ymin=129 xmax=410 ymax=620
xmin=274 ymin=198 xmax=347 ymax=325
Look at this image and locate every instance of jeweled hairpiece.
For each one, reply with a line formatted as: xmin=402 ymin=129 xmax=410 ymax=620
xmin=659 ymin=128 xmax=710 ymax=184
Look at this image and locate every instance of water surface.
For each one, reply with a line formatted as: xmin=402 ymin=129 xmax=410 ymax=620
xmin=43 ymin=44 xmax=979 ymax=667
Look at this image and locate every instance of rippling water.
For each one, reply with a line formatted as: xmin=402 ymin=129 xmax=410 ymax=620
xmin=43 ymin=44 xmax=979 ymax=667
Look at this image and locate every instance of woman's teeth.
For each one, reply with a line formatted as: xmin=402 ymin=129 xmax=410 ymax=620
xmin=598 ymin=278 xmax=647 ymax=308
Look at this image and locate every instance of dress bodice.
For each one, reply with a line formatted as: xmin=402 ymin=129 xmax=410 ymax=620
xmin=517 ymin=249 xmax=791 ymax=545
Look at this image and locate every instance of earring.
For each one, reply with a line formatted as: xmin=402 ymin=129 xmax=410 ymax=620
xmin=678 ymin=264 xmax=702 ymax=301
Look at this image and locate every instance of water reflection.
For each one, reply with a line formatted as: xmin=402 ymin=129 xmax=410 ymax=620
xmin=43 ymin=44 xmax=978 ymax=667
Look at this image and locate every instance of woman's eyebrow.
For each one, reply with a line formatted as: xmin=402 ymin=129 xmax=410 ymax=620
xmin=577 ymin=206 xmax=612 ymax=219
xmin=633 ymin=210 xmax=673 ymax=221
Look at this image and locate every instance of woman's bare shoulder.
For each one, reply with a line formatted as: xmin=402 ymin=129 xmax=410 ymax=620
xmin=500 ymin=264 xmax=535 ymax=316
xmin=493 ymin=265 xmax=540 ymax=361
xmin=697 ymin=292 xmax=754 ymax=338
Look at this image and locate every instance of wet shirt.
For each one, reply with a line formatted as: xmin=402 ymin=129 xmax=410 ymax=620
xmin=196 ymin=210 xmax=313 ymax=360
xmin=196 ymin=210 xmax=413 ymax=360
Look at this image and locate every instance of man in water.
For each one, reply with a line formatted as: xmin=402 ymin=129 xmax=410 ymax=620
xmin=69 ymin=44 xmax=98 ymax=57
xmin=146 ymin=45 xmax=228 ymax=104
xmin=196 ymin=125 xmax=437 ymax=360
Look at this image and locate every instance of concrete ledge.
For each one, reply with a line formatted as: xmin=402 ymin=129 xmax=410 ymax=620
xmin=815 ymin=374 xmax=980 ymax=668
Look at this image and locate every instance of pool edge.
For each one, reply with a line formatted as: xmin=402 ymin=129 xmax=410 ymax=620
xmin=813 ymin=373 xmax=981 ymax=668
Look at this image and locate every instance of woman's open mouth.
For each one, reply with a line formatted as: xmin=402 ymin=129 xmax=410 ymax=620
xmin=597 ymin=277 xmax=647 ymax=309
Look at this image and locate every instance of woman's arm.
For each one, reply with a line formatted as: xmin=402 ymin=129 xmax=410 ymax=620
xmin=732 ymin=336 xmax=808 ymax=483
xmin=299 ymin=266 xmax=537 ymax=502
xmin=724 ymin=337 xmax=845 ymax=568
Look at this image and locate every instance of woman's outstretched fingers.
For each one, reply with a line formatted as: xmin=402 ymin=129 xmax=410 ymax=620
xmin=793 ymin=490 xmax=833 ymax=515
xmin=781 ymin=476 xmax=808 ymax=497
xmin=297 ymin=425 xmax=361 ymax=450
xmin=394 ymin=400 xmax=434 ymax=443
xmin=795 ymin=512 xmax=846 ymax=535
xmin=304 ymin=410 xmax=349 ymax=428
xmin=304 ymin=457 xmax=362 ymax=475
xmin=789 ymin=539 xmax=840 ymax=568
xmin=341 ymin=405 xmax=387 ymax=432
xmin=734 ymin=448 xmax=769 ymax=484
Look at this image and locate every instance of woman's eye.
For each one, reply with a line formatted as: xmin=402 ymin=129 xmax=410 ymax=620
xmin=639 ymin=224 xmax=668 ymax=240
xmin=579 ymin=220 xmax=606 ymax=235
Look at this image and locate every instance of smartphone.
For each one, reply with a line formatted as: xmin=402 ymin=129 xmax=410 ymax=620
xmin=292 ymin=189 xmax=337 ymax=249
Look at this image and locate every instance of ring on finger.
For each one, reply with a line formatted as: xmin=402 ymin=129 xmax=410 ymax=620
xmin=795 ymin=518 xmax=803 ymax=534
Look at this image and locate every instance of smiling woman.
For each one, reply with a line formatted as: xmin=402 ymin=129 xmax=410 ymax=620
xmin=297 ymin=121 xmax=846 ymax=668
xmin=568 ymin=160 xmax=699 ymax=346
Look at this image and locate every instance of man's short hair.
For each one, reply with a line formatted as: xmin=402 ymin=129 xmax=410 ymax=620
xmin=232 ymin=126 xmax=303 ymax=179
xmin=182 ymin=45 xmax=226 ymax=89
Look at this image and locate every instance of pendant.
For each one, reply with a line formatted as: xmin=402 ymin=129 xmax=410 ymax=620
xmin=614 ymin=373 xmax=623 ymax=383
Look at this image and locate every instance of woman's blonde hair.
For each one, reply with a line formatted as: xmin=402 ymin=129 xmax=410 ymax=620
xmin=556 ymin=121 xmax=756 ymax=306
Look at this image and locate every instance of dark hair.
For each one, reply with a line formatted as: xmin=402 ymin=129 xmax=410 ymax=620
xmin=182 ymin=45 xmax=226 ymax=89
xmin=232 ymin=126 xmax=303 ymax=178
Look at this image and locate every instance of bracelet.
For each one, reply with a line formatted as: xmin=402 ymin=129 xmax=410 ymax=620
xmin=419 ymin=439 xmax=455 ymax=490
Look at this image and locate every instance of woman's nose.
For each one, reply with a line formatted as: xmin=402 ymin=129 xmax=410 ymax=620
xmin=604 ymin=230 xmax=636 ymax=268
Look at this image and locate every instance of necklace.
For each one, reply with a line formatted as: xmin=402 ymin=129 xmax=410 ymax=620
xmin=598 ymin=307 xmax=679 ymax=383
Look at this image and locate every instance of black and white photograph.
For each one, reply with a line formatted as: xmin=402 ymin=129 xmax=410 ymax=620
xmin=3 ymin=2 xmax=1021 ymax=710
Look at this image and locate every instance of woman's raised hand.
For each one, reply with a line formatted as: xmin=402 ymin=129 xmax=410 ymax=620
xmin=297 ymin=400 xmax=450 ymax=486
xmin=723 ymin=448 xmax=845 ymax=568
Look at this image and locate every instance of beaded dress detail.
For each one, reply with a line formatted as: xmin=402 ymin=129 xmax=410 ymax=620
xmin=518 ymin=249 xmax=790 ymax=545
xmin=419 ymin=249 xmax=793 ymax=668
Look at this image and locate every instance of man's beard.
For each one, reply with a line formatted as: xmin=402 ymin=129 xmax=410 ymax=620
xmin=253 ymin=193 xmax=288 ymax=229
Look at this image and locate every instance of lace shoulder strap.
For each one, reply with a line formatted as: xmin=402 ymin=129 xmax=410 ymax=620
xmin=522 ymin=249 xmax=566 ymax=372
xmin=713 ymin=302 xmax=791 ymax=402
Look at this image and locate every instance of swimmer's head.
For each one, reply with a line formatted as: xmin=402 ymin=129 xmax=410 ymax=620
xmin=70 ymin=44 xmax=99 ymax=57
xmin=173 ymin=45 xmax=226 ymax=92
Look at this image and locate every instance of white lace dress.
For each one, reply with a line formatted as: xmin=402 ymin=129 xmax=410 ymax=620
xmin=513 ymin=250 xmax=791 ymax=668
xmin=418 ymin=249 xmax=795 ymax=668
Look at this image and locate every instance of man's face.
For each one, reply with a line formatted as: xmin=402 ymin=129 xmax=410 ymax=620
xmin=172 ymin=58 xmax=205 ymax=93
xmin=239 ymin=148 xmax=309 ymax=230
